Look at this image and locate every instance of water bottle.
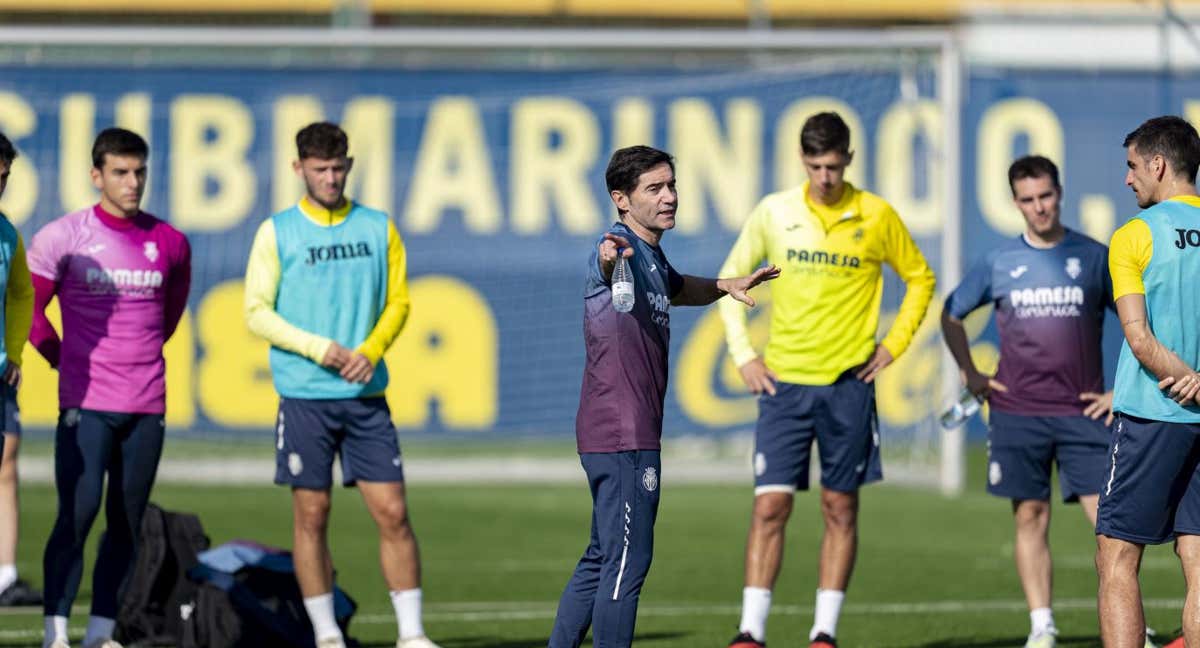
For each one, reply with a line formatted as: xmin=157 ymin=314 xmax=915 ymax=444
xmin=939 ymin=388 xmax=984 ymax=429
xmin=612 ymin=254 xmax=635 ymax=313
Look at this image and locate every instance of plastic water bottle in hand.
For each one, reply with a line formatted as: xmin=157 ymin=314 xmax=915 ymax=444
xmin=612 ymin=254 xmax=635 ymax=313
xmin=939 ymin=388 xmax=984 ymax=429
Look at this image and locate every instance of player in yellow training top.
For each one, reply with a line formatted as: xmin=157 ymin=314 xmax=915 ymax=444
xmin=721 ymin=112 xmax=936 ymax=648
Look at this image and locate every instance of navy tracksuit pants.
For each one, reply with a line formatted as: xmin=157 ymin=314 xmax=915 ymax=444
xmin=550 ymin=450 xmax=661 ymax=648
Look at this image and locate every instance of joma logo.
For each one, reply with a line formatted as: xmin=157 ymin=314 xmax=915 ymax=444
xmin=1174 ymin=228 xmax=1200 ymax=250
xmin=305 ymin=242 xmax=372 ymax=265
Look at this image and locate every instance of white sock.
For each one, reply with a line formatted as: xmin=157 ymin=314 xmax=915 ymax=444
xmin=43 ymin=616 xmax=68 ymax=648
xmin=738 ymin=587 xmax=771 ymax=641
xmin=303 ymin=593 xmax=343 ymax=641
xmin=809 ymin=589 xmax=845 ymax=640
xmin=0 ymin=564 xmax=16 ymax=592
xmin=82 ymin=616 xmax=115 ymax=645
xmin=391 ymin=588 xmax=425 ymax=640
xmin=1030 ymin=607 xmax=1056 ymax=635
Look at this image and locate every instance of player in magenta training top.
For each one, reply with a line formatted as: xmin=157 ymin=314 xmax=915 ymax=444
xmin=27 ymin=128 xmax=190 ymax=648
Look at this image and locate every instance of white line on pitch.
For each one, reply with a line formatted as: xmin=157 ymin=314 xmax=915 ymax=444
xmin=0 ymin=597 xmax=1184 ymax=638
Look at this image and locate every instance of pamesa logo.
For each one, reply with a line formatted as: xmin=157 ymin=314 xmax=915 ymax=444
xmin=786 ymin=248 xmax=862 ymax=268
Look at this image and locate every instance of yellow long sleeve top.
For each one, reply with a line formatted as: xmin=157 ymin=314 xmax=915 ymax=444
xmin=243 ymin=196 xmax=410 ymax=367
xmin=5 ymin=234 xmax=32 ymax=367
xmin=718 ymin=182 xmax=936 ymax=385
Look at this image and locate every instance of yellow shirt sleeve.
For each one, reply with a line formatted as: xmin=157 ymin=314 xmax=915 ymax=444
xmin=1109 ymin=219 xmax=1152 ymax=300
xmin=5 ymin=234 xmax=33 ymax=366
xmin=356 ymin=220 xmax=411 ymax=364
xmin=878 ymin=207 xmax=936 ymax=359
xmin=718 ymin=200 xmax=769 ymax=367
xmin=243 ymin=219 xmax=333 ymax=363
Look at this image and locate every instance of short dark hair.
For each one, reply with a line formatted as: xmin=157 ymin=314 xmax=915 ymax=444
xmin=800 ymin=112 xmax=852 ymax=157
xmin=92 ymin=127 xmax=148 ymax=169
xmin=0 ymin=132 xmax=15 ymax=166
xmin=296 ymin=122 xmax=349 ymax=160
xmin=1123 ymin=115 xmax=1200 ymax=183
xmin=605 ymin=145 xmax=674 ymax=197
xmin=1008 ymin=155 xmax=1061 ymax=195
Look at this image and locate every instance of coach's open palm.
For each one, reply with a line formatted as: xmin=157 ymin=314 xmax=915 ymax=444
xmin=721 ymin=265 xmax=781 ymax=306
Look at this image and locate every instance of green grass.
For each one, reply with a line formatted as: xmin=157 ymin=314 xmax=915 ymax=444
xmin=0 ymin=448 xmax=1188 ymax=647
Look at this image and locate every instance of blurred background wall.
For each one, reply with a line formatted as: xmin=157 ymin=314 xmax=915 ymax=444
xmin=1 ymin=0 xmax=1197 ymax=492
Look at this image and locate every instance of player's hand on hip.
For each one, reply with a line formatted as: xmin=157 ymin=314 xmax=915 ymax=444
xmin=738 ymin=357 xmax=778 ymax=396
xmin=721 ymin=265 xmax=781 ymax=306
xmin=340 ymin=352 xmax=376 ymax=384
xmin=855 ymin=344 xmax=894 ymax=384
xmin=1159 ymin=373 xmax=1200 ymax=406
xmin=598 ymin=233 xmax=634 ymax=281
xmin=320 ymin=342 xmax=352 ymax=370
xmin=1080 ymin=390 xmax=1115 ymax=426
xmin=962 ymin=368 xmax=1007 ymax=400
xmin=1 ymin=363 xmax=20 ymax=389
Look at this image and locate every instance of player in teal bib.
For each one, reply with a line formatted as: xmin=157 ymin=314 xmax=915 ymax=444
xmin=1111 ymin=198 xmax=1200 ymax=423
xmin=1095 ymin=116 xmax=1200 ymax=648
xmin=244 ymin=123 xmax=440 ymax=648
xmin=269 ymin=201 xmax=391 ymax=399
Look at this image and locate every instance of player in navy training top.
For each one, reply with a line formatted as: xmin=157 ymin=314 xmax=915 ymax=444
xmin=942 ymin=156 xmax=1116 ymax=648
xmin=548 ymin=146 xmax=779 ymax=648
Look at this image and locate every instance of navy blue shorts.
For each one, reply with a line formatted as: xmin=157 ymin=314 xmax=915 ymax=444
xmin=1096 ymin=413 xmax=1200 ymax=545
xmin=0 ymin=382 xmax=20 ymax=435
xmin=753 ymin=373 xmax=881 ymax=494
xmin=986 ymin=410 xmax=1111 ymax=503
xmin=274 ymin=397 xmax=405 ymax=490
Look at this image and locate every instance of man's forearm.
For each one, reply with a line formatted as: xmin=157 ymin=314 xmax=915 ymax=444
xmin=940 ymin=309 xmax=978 ymax=375
xmin=1130 ymin=332 xmax=1196 ymax=381
xmin=672 ymin=275 xmax=725 ymax=307
xmin=245 ymin=302 xmax=332 ymax=363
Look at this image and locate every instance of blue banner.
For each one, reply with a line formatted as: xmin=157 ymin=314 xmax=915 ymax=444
xmin=0 ymin=63 xmax=1172 ymax=441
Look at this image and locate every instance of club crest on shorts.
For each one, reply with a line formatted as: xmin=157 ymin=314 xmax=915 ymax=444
xmin=989 ymin=461 xmax=1002 ymax=486
xmin=288 ymin=452 xmax=303 ymax=476
xmin=143 ymin=241 xmax=160 ymax=262
xmin=1065 ymin=257 xmax=1081 ymax=279
xmin=754 ymin=452 xmax=767 ymax=477
xmin=642 ymin=466 xmax=658 ymax=492
xmin=63 ymin=408 xmax=80 ymax=427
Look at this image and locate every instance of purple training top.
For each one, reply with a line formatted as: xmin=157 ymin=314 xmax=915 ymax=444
xmin=27 ymin=205 xmax=191 ymax=414
xmin=575 ymin=223 xmax=684 ymax=453
xmin=945 ymin=229 xmax=1113 ymax=416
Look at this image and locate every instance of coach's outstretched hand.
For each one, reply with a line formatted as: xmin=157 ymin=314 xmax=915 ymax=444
xmin=720 ymin=264 xmax=781 ymax=307
xmin=598 ymin=233 xmax=634 ymax=282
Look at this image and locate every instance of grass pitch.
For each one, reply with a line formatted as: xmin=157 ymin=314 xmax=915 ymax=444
xmin=0 ymin=446 xmax=1187 ymax=647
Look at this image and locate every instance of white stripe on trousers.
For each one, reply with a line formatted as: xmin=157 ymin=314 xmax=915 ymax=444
xmin=613 ymin=501 xmax=631 ymax=600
